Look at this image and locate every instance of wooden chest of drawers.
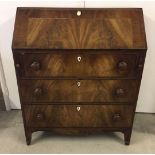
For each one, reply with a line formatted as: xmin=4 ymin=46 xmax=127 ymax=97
xmin=12 ymin=7 xmax=147 ymax=145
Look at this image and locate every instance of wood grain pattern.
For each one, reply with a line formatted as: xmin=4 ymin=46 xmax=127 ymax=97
xmin=18 ymin=53 xmax=140 ymax=78
xmin=12 ymin=8 xmax=147 ymax=50
xmin=26 ymin=18 xmax=133 ymax=49
xmin=12 ymin=7 xmax=147 ymax=145
xmin=19 ymin=79 xmax=139 ymax=103
xmin=24 ymin=105 xmax=134 ymax=128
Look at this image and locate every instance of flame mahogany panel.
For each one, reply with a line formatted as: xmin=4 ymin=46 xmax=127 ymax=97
xmin=19 ymin=53 xmax=139 ymax=78
xmin=19 ymin=79 xmax=139 ymax=103
xmin=24 ymin=105 xmax=134 ymax=128
xmin=12 ymin=8 xmax=147 ymax=49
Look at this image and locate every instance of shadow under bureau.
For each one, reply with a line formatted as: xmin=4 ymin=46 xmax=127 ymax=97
xmin=12 ymin=7 xmax=147 ymax=145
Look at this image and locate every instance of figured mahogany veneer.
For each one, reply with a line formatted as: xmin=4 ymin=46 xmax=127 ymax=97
xmin=24 ymin=105 xmax=134 ymax=128
xmin=12 ymin=8 xmax=147 ymax=49
xmin=16 ymin=53 xmax=141 ymax=78
xmin=12 ymin=8 xmax=147 ymax=145
xmin=19 ymin=79 xmax=139 ymax=103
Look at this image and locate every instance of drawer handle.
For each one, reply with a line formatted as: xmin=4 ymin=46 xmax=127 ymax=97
xmin=77 ymin=56 xmax=81 ymax=62
xmin=138 ymin=64 xmax=143 ymax=69
xmin=116 ymin=88 xmax=125 ymax=96
xmin=112 ymin=113 xmax=121 ymax=121
xmin=16 ymin=63 xmax=20 ymax=68
xmin=118 ymin=61 xmax=127 ymax=70
xmin=36 ymin=113 xmax=44 ymax=121
xmin=30 ymin=61 xmax=40 ymax=71
xmin=77 ymin=10 xmax=81 ymax=16
xmin=77 ymin=106 xmax=81 ymax=111
xmin=34 ymin=88 xmax=42 ymax=96
xmin=77 ymin=81 xmax=81 ymax=87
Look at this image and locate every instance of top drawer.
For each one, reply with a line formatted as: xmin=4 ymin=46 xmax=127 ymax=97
xmin=14 ymin=52 xmax=142 ymax=78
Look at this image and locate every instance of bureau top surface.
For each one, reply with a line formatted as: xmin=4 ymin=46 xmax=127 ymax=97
xmin=12 ymin=7 xmax=147 ymax=50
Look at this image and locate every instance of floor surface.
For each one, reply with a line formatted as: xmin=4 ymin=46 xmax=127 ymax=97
xmin=0 ymin=110 xmax=155 ymax=153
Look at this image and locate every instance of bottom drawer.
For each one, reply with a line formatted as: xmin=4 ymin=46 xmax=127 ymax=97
xmin=24 ymin=105 xmax=134 ymax=128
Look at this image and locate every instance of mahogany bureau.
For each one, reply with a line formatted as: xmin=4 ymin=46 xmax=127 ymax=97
xmin=12 ymin=7 xmax=147 ymax=145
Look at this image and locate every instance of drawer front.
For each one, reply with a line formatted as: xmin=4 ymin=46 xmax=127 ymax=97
xmin=24 ymin=105 xmax=134 ymax=128
xmin=19 ymin=80 xmax=139 ymax=103
xmin=17 ymin=53 xmax=139 ymax=78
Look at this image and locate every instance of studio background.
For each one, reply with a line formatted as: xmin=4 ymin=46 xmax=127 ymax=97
xmin=0 ymin=1 xmax=155 ymax=113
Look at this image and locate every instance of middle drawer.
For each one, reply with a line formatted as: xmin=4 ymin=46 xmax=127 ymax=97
xmin=19 ymin=79 xmax=139 ymax=103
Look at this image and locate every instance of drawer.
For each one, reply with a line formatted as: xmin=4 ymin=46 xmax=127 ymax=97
xmin=24 ymin=105 xmax=134 ymax=128
xmin=19 ymin=79 xmax=139 ymax=103
xmin=15 ymin=53 xmax=140 ymax=78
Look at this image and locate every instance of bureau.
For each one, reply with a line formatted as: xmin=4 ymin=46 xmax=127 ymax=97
xmin=12 ymin=7 xmax=147 ymax=145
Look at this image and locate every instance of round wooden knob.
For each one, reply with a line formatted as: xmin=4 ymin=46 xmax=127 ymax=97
xmin=112 ymin=113 xmax=121 ymax=121
xmin=34 ymin=88 xmax=42 ymax=96
xmin=116 ymin=88 xmax=125 ymax=96
xmin=16 ymin=63 xmax=20 ymax=68
xmin=138 ymin=64 xmax=143 ymax=69
xmin=36 ymin=113 xmax=44 ymax=120
xmin=118 ymin=61 xmax=127 ymax=70
xmin=30 ymin=61 xmax=40 ymax=71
